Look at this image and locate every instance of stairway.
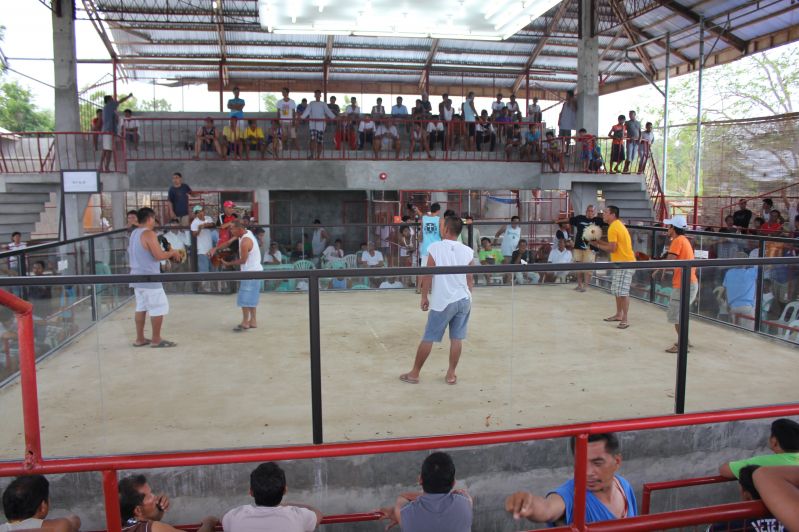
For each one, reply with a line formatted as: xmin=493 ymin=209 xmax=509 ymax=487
xmin=0 ymin=175 xmax=60 ymax=244
xmin=600 ymin=181 xmax=656 ymax=222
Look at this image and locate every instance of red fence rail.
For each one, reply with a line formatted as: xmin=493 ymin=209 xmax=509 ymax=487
xmin=0 ymin=132 xmax=126 ymax=173
xmin=642 ymin=474 xmax=732 ymax=514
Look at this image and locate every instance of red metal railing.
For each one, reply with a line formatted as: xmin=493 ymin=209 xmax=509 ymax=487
xmin=642 ymin=475 xmax=732 ymax=515
xmin=0 ymin=131 xmax=126 ymax=173
xmin=718 ymin=181 xmax=799 ymax=226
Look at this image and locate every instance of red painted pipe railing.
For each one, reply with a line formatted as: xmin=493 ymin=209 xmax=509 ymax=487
xmin=0 ymin=131 xmax=126 ymax=173
xmin=642 ymin=474 xmax=731 ymax=515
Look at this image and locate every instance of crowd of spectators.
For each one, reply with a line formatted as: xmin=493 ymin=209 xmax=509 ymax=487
xmin=2 ymin=421 xmax=797 ymax=531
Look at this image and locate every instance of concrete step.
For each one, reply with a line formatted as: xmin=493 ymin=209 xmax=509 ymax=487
xmin=0 ymin=213 xmax=42 ymax=224
xmin=605 ymin=199 xmax=653 ymax=210
xmin=603 ymin=190 xmax=651 ymax=200
xmin=599 ymin=182 xmax=646 ymax=192
xmin=0 ymin=193 xmax=52 ymax=204
xmin=0 ymin=203 xmax=48 ymax=215
xmin=5 ymin=183 xmax=60 ymax=193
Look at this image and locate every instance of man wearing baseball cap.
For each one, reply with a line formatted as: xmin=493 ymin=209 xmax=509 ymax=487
xmin=661 ymin=214 xmax=698 ymax=353
xmin=214 ymin=201 xmax=239 ymax=257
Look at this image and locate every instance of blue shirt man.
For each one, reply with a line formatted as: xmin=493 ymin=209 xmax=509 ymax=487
xmin=391 ymin=97 xmax=409 ymax=117
xmin=506 ymin=433 xmax=637 ymax=527
xmin=227 ymin=87 xmax=245 ymax=118
xmin=723 ymin=266 xmax=757 ymax=310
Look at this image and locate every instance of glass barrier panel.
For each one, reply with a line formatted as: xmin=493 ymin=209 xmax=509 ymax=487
xmin=0 ymin=301 xmax=25 ymax=460
xmin=760 ymin=239 xmax=799 ymax=340
xmin=24 ymin=277 xmax=312 ymax=457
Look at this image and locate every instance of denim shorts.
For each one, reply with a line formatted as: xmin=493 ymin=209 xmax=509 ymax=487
xmin=422 ymin=297 xmax=471 ymax=342
xmin=237 ymin=279 xmax=261 ymax=308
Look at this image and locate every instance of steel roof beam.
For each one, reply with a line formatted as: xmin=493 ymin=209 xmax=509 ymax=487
xmin=654 ymin=0 xmax=748 ymax=51
xmin=511 ymin=0 xmax=572 ymax=93
xmin=609 ymin=0 xmax=657 ymax=77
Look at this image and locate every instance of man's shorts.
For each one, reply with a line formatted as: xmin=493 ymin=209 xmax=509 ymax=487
xmin=102 ymin=134 xmax=113 ymax=151
xmin=610 ymin=269 xmax=634 ymax=297
xmin=572 ymin=248 xmax=595 ymax=263
xmin=134 ymin=287 xmax=169 ymax=316
xmin=237 ymin=279 xmax=261 ymax=308
xmin=626 ymin=140 xmax=639 ymax=161
xmin=666 ymin=282 xmax=699 ymax=323
xmin=611 ymin=143 xmax=625 ymax=163
xmin=310 ymin=129 xmax=324 ymax=143
xmin=422 ymin=297 xmax=471 ymax=342
xmin=467 ymin=122 xmax=476 ymax=136
xmin=580 ymin=148 xmax=591 ymax=161
xmin=558 ymin=128 xmax=572 ymax=138
xmin=281 ymin=122 xmax=297 ymax=138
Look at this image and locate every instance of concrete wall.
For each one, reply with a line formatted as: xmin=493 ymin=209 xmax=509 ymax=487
xmin=2 ymin=418 xmax=788 ymax=531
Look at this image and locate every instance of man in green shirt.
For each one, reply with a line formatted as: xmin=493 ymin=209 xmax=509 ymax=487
xmin=720 ymin=418 xmax=799 ymax=478
xmin=478 ymin=237 xmax=505 ymax=286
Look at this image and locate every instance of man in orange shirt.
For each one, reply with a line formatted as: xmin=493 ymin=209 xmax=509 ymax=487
xmin=661 ymin=215 xmax=698 ymax=353
xmin=592 ymin=206 xmax=636 ymax=329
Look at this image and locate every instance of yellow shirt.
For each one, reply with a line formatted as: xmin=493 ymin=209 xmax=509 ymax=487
xmin=223 ymin=126 xmax=242 ymax=141
xmin=608 ymin=219 xmax=636 ymax=262
xmin=244 ymin=127 xmax=264 ymax=140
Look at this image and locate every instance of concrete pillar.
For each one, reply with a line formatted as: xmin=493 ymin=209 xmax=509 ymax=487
xmin=52 ymin=0 xmax=84 ymax=239
xmin=569 ymin=183 xmax=599 ymax=215
xmin=111 ymin=191 xmax=127 ymax=231
xmin=255 ymin=188 xmax=270 ymax=243
xmin=576 ymin=0 xmax=599 ymax=136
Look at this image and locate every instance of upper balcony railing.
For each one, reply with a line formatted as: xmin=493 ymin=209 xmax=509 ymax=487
xmin=0 ymin=131 xmax=126 ymax=174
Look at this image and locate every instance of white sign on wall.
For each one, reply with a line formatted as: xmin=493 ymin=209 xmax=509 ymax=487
xmin=61 ymin=170 xmax=100 ymax=194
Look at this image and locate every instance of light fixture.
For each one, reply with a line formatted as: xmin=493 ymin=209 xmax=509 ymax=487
xmin=211 ymin=0 xmax=218 ymax=9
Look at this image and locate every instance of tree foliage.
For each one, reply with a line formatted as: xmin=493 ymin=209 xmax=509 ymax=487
xmin=262 ymin=93 xmax=278 ymax=112
xmin=0 ymin=80 xmax=54 ymax=132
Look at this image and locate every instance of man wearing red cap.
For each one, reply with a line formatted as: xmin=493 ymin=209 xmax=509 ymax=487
xmin=214 ymin=201 xmax=239 ymax=258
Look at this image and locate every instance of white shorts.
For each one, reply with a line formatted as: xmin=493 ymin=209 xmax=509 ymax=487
xmin=102 ymin=134 xmax=113 ymax=151
xmin=134 ymin=287 xmax=169 ymax=317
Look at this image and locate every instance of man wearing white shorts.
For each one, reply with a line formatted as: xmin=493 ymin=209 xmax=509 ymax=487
xmin=128 ymin=208 xmax=181 ymax=348
xmin=400 ymin=216 xmax=474 ymax=386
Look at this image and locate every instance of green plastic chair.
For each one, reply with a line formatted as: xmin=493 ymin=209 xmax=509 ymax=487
xmin=351 ymin=284 xmax=371 ymax=290
xmin=293 ymin=259 xmax=315 ymax=271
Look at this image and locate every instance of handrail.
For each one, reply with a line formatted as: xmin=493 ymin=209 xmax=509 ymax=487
xmin=0 ymin=228 xmax=128 ymax=259
xmin=717 ymin=180 xmax=799 ymax=225
xmin=642 ymin=474 xmax=731 ymax=514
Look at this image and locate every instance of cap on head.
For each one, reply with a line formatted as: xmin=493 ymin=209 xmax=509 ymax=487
xmin=192 ymin=205 xmax=204 ymax=213
xmin=663 ymin=214 xmax=688 ymax=230
xmin=223 ymin=200 xmax=235 ymax=208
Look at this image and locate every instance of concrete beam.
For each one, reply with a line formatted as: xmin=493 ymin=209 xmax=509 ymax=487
xmin=576 ymin=0 xmax=599 ymax=135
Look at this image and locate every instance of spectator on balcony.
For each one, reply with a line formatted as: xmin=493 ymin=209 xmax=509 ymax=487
xmin=300 ymin=90 xmax=336 ymax=160
xmin=100 ymin=92 xmax=133 ymax=172
xmin=638 ymin=121 xmax=654 ymax=174
xmin=544 ymin=131 xmax=564 ymax=172
xmin=91 ymin=108 xmax=103 ymax=150
xmin=243 ymin=120 xmax=267 ymax=160
xmin=223 ymin=462 xmax=321 ymax=532
xmin=411 ymin=99 xmax=426 ymax=120
xmin=505 ymin=123 xmax=523 ymax=161
xmin=420 ymin=91 xmax=432 ymax=114
xmin=576 ymin=128 xmax=595 ymax=173
xmin=491 ymin=93 xmax=506 ymax=119
xmin=264 ymin=120 xmax=282 ymax=159
xmin=379 ymin=452 xmax=472 ymax=531
xmin=476 ymin=112 xmax=496 ymax=152
xmin=121 ymin=109 xmax=140 ymax=150
xmin=592 ymin=206 xmax=636 ymax=329
xmin=129 ymin=208 xmax=181 ymax=348
xmin=426 ymin=119 xmax=445 ymax=152
xmin=463 ymin=91 xmax=478 ymax=151
xmin=732 ymin=199 xmax=753 ymax=229
xmin=495 ymin=107 xmax=512 ymax=142
xmin=167 ymin=172 xmax=194 ymax=226
xmin=227 ymin=87 xmax=245 ymax=119
xmin=118 ymin=474 xmax=217 ymax=532
xmin=0 ymin=475 xmax=81 ymax=532
xmin=293 ymin=99 xmax=306 ymax=118
xmin=659 ymin=215 xmax=698 ymax=353
xmin=375 ymin=118 xmax=402 ymax=160
xmin=512 ymin=239 xmax=539 ymax=284
xmin=392 ymin=96 xmax=408 ymax=118
xmin=344 ymin=97 xmax=360 ymax=150
xmin=370 ymin=97 xmax=386 ymax=118
xmin=358 ymin=241 xmax=385 ymax=268
xmin=506 ymin=433 xmax=637 ymax=526
xmin=557 ymin=90 xmax=577 ymax=155
xmin=193 ymin=117 xmax=225 ymax=160
xmin=761 ymin=209 xmax=783 ymax=234
xmin=623 ymin=110 xmax=641 ymax=174
xmin=507 ymin=94 xmax=520 ymax=118
xmin=719 ymin=215 xmax=738 ymax=234
xmin=358 ymin=114 xmax=376 ymax=151
xmin=327 ymin=96 xmax=339 ymax=117
xmin=190 ymin=205 xmax=215 ymax=273
xmin=780 ymin=188 xmax=798 ymax=225
xmin=410 ymin=121 xmax=433 ymax=160
xmin=277 ymin=88 xmax=298 ymax=152
xmin=495 ymin=216 xmax=522 ymax=264
xmin=761 ymin=198 xmax=774 ymax=221
xmin=521 ymin=126 xmax=541 ymax=160
xmin=528 ymin=96 xmax=542 ymax=123
xmin=263 ymin=242 xmax=283 ymax=265
xmin=222 ymin=117 xmax=244 ymax=159
xmin=5 ymin=232 xmax=26 ymax=274
xmin=608 ymin=115 xmax=627 ymax=174
xmin=719 ymin=418 xmax=799 ymax=479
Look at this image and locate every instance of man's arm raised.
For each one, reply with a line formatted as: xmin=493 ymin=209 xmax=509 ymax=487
xmin=505 ymin=491 xmax=566 ymax=523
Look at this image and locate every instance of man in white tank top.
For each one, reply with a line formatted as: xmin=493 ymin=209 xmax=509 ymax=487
xmin=0 ymin=475 xmax=81 ymax=532
xmin=400 ymin=216 xmax=474 ymax=386
xmin=219 ymin=220 xmax=262 ymax=331
xmin=494 ymin=215 xmax=522 ymax=263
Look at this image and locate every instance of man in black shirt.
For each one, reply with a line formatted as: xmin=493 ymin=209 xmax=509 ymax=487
xmin=568 ymin=205 xmax=604 ymax=292
xmin=167 ymin=173 xmax=194 ymax=226
xmin=511 ymin=239 xmax=538 ymax=284
xmin=732 ymin=199 xmax=753 ymax=229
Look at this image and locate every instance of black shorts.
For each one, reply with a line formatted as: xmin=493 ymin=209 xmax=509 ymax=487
xmin=611 ymin=144 xmax=625 ymax=163
xmin=558 ymin=129 xmax=572 ymax=138
xmin=468 ymin=123 xmax=476 ymax=136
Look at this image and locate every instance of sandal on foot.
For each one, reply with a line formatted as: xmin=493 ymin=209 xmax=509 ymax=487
xmin=446 ymin=375 xmax=457 ymax=385
xmin=233 ymin=324 xmax=250 ymax=332
xmin=617 ymin=322 xmax=630 ymax=329
xmin=603 ymin=316 xmax=622 ymax=322
xmin=665 ymin=344 xmax=679 ymax=353
xmin=151 ymin=340 xmax=177 ymax=348
xmin=399 ymin=373 xmax=419 ymax=384
xmin=132 ymin=340 xmax=151 ymax=347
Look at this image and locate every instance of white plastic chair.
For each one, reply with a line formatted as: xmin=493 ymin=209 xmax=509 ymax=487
xmin=777 ymin=301 xmax=799 ymax=338
xmin=343 ymin=254 xmax=358 ymax=268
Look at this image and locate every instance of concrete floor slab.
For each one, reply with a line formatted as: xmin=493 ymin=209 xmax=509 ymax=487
xmin=0 ymin=285 xmax=796 ymax=459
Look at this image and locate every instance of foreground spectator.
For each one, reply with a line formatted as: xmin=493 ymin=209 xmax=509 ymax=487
xmin=505 ymin=433 xmax=636 ymax=526
xmin=194 ymin=117 xmax=225 ymax=160
xmin=119 ymin=474 xmax=217 ymax=532
xmin=707 ymin=465 xmax=786 ymax=532
xmin=752 ymin=466 xmax=799 ymax=530
xmin=379 ymin=452 xmax=472 ymax=531
xmin=569 ymin=205 xmax=603 ymax=292
xmin=0 ymin=475 xmax=80 ymax=532
xmin=592 ymin=206 xmax=636 ymax=329
xmin=720 ymin=418 xmax=799 ymax=478
xmin=660 ymin=215 xmax=698 ymax=353
xmin=546 ymin=238 xmax=573 ymax=283
xmin=222 ymin=462 xmax=321 ymax=532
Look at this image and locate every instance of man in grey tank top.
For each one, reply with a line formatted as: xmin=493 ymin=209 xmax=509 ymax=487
xmin=128 ymin=208 xmax=182 ymax=348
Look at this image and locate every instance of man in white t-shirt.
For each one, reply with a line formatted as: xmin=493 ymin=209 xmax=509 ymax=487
xmin=263 ymin=241 xmax=283 ymax=265
xmin=222 ymin=462 xmax=321 ymax=532
xmin=358 ymin=241 xmax=384 ymax=267
xmin=546 ymin=238 xmax=573 ymax=283
xmin=322 ymin=239 xmax=344 ymax=264
xmin=300 ymin=89 xmax=335 ymax=159
xmin=379 ymin=277 xmax=404 ymax=289
xmin=400 ymin=216 xmax=474 ymax=386
xmin=375 ymin=118 xmax=401 ymax=159
xmin=190 ymin=205 xmax=215 ymax=273
xmin=276 ymin=87 xmax=298 ymax=151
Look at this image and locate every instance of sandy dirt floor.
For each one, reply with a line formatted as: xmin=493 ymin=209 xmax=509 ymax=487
xmin=0 ymin=284 xmax=796 ymax=459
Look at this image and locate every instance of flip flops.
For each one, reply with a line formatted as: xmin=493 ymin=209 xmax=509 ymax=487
xmin=617 ymin=322 xmax=630 ymax=329
xmin=151 ymin=340 xmax=177 ymax=348
xmin=132 ymin=340 xmax=151 ymax=347
xmin=603 ymin=316 xmax=622 ymax=322
xmin=399 ymin=373 xmax=419 ymax=384
xmin=233 ymin=324 xmax=250 ymax=332
xmin=446 ymin=375 xmax=458 ymax=385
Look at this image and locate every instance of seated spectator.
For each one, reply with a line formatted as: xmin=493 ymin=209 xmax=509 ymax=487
xmin=761 ymin=209 xmax=783 ymax=234
xmin=426 ymin=119 xmax=445 ymax=151
xmin=321 ymin=239 xmax=344 ymax=265
xmin=222 ymin=462 xmax=321 ymax=532
xmin=478 ymin=237 xmax=504 ymax=285
xmin=504 ymin=124 xmax=523 ymax=160
xmin=535 ymin=240 xmax=552 ymax=263
xmin=263 ymin=242 xmax=283 ymax=265
xmin=371 ymin=97 xmax=386 ymax=118
xmin=505 ymin=433 xmax=637 ymax=526
xmin=194 ymin=117 xmax=225 ymax=160
xmin=720 ymin=256 xmax=757 ymax=330
xmin=521 ymin=126 xmax=541 ymax=160
xmin=720 ymin=418 xmax=799 ymax=479
xmin=223 ymin=117 xmax=244 ymax=159
xmin=511 ymin=239 xmax=539 ymax=284
xmin=576 ymin=128 xmax=595 ymax=172
xmin=358 ymin=115 xmax=376 ymax=151
xmin=264 ymin=120 xmax=282 ymax=159
xmin=718 ymin=215 xmax=738 ymax=233
xmin=546 ymin=238 xmax=573 ymax=283
xmin=379 ymin=277 xmax=404 ymax=289
xmin=118 ymin=474 xmax=218 ymax=532
xmin=544 ymin=131 xmax=564 ymax=172
xmin=243 ymin=120 xmax=267 ymax=160
xmin=752 ymin=466 xmax=799 ymax=531
xmin=358 ymin=241 xmax=384 ymax=268
xmin=121 ymin=109 xmax=140 ymax=150
xmin=379 ymin=452 xmax=472 ymax=532
xmin=375 ymin=118 xmax=401 ymax=160
xmin=751 ymin=216 xmax=765 ymax=235
xmin=410 ymin=122 xmax=433 ymax=159
xmin=290 ymin=242 xmax=308 ymax=263
xmin=476 ymin=112 xmax=496 ymax=152
xmin=707 ymin=465 xmax=787 ymax=532
xmin=329 ymin=276 xmax=349 ymax=290
xmin=0 ymin=475 xmax=80 ymax=532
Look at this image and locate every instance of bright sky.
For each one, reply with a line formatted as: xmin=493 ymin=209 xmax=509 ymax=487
xmin=0 ymin=1 xmax=714 ymax=129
